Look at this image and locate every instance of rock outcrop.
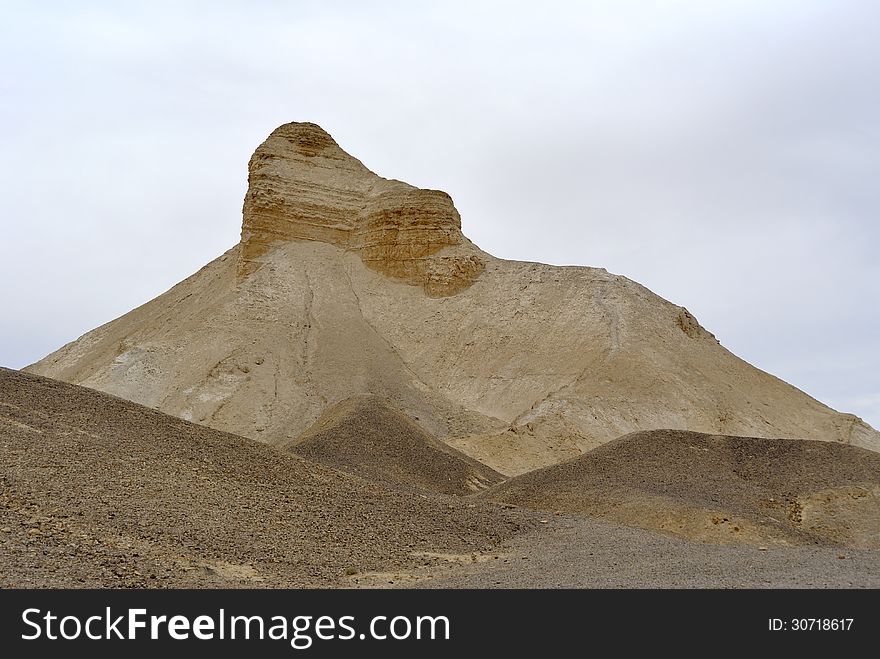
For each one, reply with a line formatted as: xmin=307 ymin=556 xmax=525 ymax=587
xmin=26 ymin=122 xmax=880 ymax=475
xmin=240 ymin=122 xmax=485 ymax=296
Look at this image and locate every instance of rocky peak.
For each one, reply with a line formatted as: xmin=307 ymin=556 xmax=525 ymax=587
xmin=239 ymin=122 xmax=485 ymax=296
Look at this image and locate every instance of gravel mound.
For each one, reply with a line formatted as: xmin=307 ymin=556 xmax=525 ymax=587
xmin=485 ymin=429 xmax=880 ymax=548
xmin=0 ymin=369 xmax=525 ymax=588
xmin=285 ymin=395 xmax=504 ymax=495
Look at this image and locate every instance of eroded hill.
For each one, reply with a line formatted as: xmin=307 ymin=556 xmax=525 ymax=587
xmin=26 ymin=122 xmax=880 ymax=474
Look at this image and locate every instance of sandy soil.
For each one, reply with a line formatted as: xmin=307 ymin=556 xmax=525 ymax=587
xmin=410 ymin=516 xmax=880 ymax=589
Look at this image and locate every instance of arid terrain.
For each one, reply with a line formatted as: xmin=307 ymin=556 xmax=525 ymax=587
xmin=4 ymin=122 xmax=878 ymax=588
xmin=2 ymin=369 xmax=878 ymax=588
xmin=486 ymin=430 xmax=880 ymax=549
xmin=0 ymin=368 xmax=525 ymax=587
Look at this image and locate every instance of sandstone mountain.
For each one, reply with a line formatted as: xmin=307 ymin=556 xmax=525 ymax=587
xmin=27 ymin=122 xmax=880 ymax=475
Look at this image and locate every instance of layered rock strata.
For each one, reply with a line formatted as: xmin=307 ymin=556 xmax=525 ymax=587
xmin=240 ymin=122 xmax=485 ymax=296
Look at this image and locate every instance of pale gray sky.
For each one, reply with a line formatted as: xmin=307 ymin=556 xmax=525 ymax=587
xmin=1 ymin=1 xmax=878 ymax=427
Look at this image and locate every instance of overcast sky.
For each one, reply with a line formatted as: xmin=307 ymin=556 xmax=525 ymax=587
xmin=1 ymin=0 xmax=877 ymax=428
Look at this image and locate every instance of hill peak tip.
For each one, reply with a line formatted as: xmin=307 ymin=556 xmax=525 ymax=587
xmin=238 ymin=123 xmax=486 ymax=295
xmin=267 ymin=122 xmax=339 ymax=155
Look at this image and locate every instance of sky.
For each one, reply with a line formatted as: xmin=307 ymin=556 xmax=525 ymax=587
xmin=1 ymin=0 xmax=878 ymax=428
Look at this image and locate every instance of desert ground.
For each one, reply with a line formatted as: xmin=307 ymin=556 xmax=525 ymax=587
xmin=2 ymin=368 xmax=878 ymax=589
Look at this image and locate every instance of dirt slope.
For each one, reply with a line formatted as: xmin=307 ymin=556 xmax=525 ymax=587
xmin=27 ymin=122 xmax=880 ymax=475
xmin=0 ymin=368 xmax=525 ymax=588
xmin=285 ymin=395 xmax=503 ymax=495
xmin=485 ymin=430 xmax=880 ymax=549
